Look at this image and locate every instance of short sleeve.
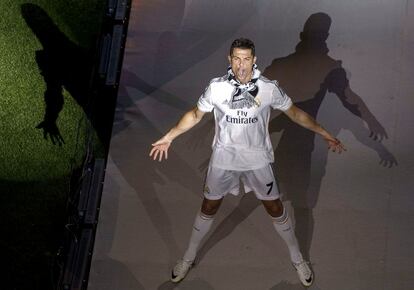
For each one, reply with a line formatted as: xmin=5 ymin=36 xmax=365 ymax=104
xmin=197 ymin=83 xmax=214 ymax=112
xmin=271 ymin=84 xmax=292 ymax=111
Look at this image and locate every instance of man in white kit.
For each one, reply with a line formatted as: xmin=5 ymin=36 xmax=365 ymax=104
xmin=150 ymin=38 xmax=345 ymax=287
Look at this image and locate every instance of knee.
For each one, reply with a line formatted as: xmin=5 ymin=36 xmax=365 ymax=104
xmin=201 ymin=198 xmax=222 ymax=216
xmin=263 ymin=199 xmax=284 ymax=218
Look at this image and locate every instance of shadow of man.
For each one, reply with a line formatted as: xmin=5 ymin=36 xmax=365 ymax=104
xmin=21 ymin=3 xmax=94 ymax=146
xmin=263 ymin=12 xmax=397 ymax=260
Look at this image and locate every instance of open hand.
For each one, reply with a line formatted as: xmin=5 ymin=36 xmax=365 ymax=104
xmin=325 ymin=137 xmax=346 ymax=153
xmin=36 ymin=120 xmax=65 ymax=146
xmin=149 ymin=136 xmax=172 ymax=162
xmin=378 ymin=150 xmax=398 ymax=168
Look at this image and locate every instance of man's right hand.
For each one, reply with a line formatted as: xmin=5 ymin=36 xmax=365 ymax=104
xmin=36 ymin=120 xmax=65 ymax=146
xmin=149 ymin=107 xmax=206 ymax=162
xmin=149 ymin=136 xmax=172 ymax=162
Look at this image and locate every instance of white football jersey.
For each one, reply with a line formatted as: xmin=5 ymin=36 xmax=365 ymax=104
xmin=197 ymin=74 xmax=292 ymax=170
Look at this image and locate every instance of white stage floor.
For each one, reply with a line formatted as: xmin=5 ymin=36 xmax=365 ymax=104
xmin=88 ymin=1 xmax=414 ymax=289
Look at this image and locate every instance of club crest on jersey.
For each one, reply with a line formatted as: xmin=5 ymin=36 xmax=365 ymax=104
xmin=227 ymin=91 xmax=261 ymax=110
xmin=253 ymin=96 xmax=261 ymax=107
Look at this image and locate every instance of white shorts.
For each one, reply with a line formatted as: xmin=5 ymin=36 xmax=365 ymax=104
xmin=203 ymin=164 xmax=280 ymax=201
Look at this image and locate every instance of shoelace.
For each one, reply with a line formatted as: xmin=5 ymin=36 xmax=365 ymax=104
xmin=296 ymin=261 xmax=311 ymax=277
xmin=174 ymin=260 xmax=190 ymax=274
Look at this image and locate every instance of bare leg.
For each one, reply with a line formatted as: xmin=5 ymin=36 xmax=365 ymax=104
xmin=262 ymin=198 xmax=284 ymax=217
xmin=201 ymin=197 xmax=223 ymax=215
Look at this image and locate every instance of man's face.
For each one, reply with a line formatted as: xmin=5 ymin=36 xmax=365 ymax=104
xmin=228 ymin=48 xmax=257 ymax=84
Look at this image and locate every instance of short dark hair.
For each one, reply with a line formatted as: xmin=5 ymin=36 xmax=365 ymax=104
xmin=230 ymin=38 xmax=255 ymax=56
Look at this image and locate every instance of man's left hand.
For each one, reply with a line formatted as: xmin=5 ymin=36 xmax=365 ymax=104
xmin=325 ymin=137 xmax=346 ymax=153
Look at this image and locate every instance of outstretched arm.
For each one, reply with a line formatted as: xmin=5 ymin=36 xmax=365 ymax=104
xmin=324 ymin=67 xmax=387 ymax=141
xmin=149 ymin=107 xmax=207 ymax=161
xmin=339 ymin=87 xmax=387 ymax=141
xmin=283 ymin=104 xmax=346 ymax=153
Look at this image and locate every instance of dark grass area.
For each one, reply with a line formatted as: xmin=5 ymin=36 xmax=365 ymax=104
xmin=0 ymin=0 xmax=106 ymax=288
xmin=0 ymin=179 xmax=69 ymax=289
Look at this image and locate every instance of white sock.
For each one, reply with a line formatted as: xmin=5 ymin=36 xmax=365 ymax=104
xmin=183 ymin=212 xmax=214 ymax=262
xmin=272 ymin=207 xmax=303 ymax=264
